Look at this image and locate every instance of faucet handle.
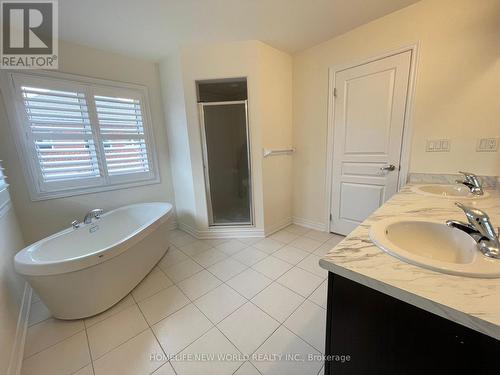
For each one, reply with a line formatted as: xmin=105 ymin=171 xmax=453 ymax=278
xmin=459 ymin=171 xmax=476 ymax=177
xmin=455 ymin=202 xmax=490 ymax=220
xmin=94 ymin=208 xmax=103 ymax=219
xmin=455 ymin=202 xmax=498 ymax=242
xmin=71 ymin=220 xmax=80 ymax=229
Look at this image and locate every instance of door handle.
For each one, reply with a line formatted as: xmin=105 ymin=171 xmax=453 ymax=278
xmin=380 ymin=164 xmax=396 ymax=171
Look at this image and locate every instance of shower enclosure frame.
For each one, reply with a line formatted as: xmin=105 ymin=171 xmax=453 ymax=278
xmin=198 ymin=100 xmax=254 ymax=227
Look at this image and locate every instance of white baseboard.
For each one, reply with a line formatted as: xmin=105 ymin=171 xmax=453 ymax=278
xmin=264 ymin=216 xmax=293 ymax=236
xmin=178 ymin=222 xmax=265 ymax=239
xmin=292 ymin=216 xmax=328 ymax=232
xmin=7 ymin=283 xmax=31 ymax=375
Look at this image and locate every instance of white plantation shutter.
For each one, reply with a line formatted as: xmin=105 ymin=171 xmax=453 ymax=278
xmin=94 ymin=95 xmax=151 ymax=179
xmin=20 ymin=85 xmax=102 ymax=188
xmin=0 ymin=162 xmax=7 ymax=190
xmin=9 ymin=73 xmax=158 ymax=200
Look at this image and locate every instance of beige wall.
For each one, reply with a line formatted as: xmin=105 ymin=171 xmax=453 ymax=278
xmin=0 ymin=190 xmax=25 ymax=374
xmin=180 ymin=41 xmax=266 ymax=232
xmin=160 ymin=41 xmax=293 ymax=235
xmin=159 ymin=53 xmax=197 ymax=229
xmin=292 ymin=0 xmax=500 ymax=227
xmin=180 ymin=41 xmax=293 ymax=234
xmin=258 ymin=45 xmax=294 ymax=232
xmin=0 ymin=41 xmax=175 ymax=243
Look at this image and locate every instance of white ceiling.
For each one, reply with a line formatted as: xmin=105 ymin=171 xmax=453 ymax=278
xmin=59 ymin=0 xmax=420 ymax=61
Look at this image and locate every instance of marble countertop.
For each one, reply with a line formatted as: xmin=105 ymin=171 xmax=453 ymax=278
xmin=319 ymin=184 xmax=500 ymax=340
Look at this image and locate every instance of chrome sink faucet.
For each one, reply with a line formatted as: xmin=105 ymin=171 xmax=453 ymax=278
xmin=83 ymin=208 xmax=104 ymax=225
xmin=456 ymin=171 xmax=484 ymax=195
xmin=446 ymin=202 xmax=500 ymax=259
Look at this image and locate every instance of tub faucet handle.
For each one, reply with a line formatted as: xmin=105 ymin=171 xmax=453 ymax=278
xmin=83 ymin=208 xmax=104 ymax=224
xmin=71 ymin=220 xmax=80 ymax=229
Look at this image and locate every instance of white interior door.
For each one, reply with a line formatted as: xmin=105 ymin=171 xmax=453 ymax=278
xmin=330 ymin=51 xmax=412 ymax=235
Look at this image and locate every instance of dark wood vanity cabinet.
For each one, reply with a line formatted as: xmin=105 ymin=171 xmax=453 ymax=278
xmin=324 ymin=273 xmax=500 ymax=374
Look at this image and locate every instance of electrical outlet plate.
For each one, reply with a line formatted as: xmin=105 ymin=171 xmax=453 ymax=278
xmin=426 ymin=139 xmax=450 ymax=152
xmin=476 ymin=137 xmax=498 ymax=152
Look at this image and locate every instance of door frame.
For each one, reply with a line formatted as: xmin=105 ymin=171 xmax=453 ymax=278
xmin=198 ymin=100 xmax=254 ymax=227
xmin=325 ymin=43 xmax=420 ymax=233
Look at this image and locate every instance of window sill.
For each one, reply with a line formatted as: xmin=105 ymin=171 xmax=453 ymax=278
xmin=28 ymin=176 xmax=161 ymax=202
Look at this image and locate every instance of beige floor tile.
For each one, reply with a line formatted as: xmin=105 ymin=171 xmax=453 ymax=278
xmin=296 ymin=254 xmax=328 ymax=278
xmin=153 ymin=303 xmax=213 ymax=356
xmin=93 ymin=329 xmax=166 ymax=375
xmin=170 ymin=233 xmax=197 ymax=248
xmin=179 ymin=240 xmax=213 ymax=257
xmin=252 ymin=326 xmax=322 ymax=375
xmin=177 ymin=270 xmax=222 ymax=300
xmin=84 ymin=294 xmax=135 ymax=328
xmin=194 ymin=284 xmax=246 ymax=323
xmin=191 ymin=248 xmax=227 ymax=267
xmin=237 ymin=237 xmax=262 ymax=246
xmin=269 ymin=230 xmax=298 ymax=244
xmin=308 ymin=280 xmax=327 ymax=309
xmin=132 ymin=267 xmax=173 ymax=302
xmin=205 ymin=238 xmax=230 ymax=247
xmin=313 ymin=235 xmax=344 ymax=256
xmin=152 ymin=362 xmax=177 ymax=375
xmin=251 ymin=283 xmax=304 ymax=323
xmin=234 ymin=361 xmax=261 ymax=375
xmin=21 ymin=331 xmax=90 ymax=375
xmin=284 ymin=300 xmax=326 ymax=353
xmin=215 ymin=239 xmax=248 ymax=256
xmin=171 ymin=328 xmax=242 ymax=375
xmin=283 ymin=224 xmax=309 ymax=236
xmin=252 ymin=256 xmax=292 ymax=279
xmin=87 ymin=304 xmax=148 ymax=359
xmin=207 ymin=257 xmax=248 ymax=281
xmin=273 ymin=245 xmax=309 ymax=265
xmin=288 ymin=237 xmax=323 ymax=252
xmin=158 ymin=247 xmax=189 ymax=270
xmin=73 ymin=364 xmax=94 ymax=375
xmin=138 ymin=285 xmax=190 ymax=325
xmin=24 ymin=318 xmax=84 ymax=358
xmin=218 ymin=302 xmax=279 ymax=355
xmin=163 ymin=258 xmax=203 ymax=283
xmin=303 ymin=229 xmax=333 ymax=243
xmin=226 ymin=268 xmax=272 ymax=299
xmin=231 ymin=246 xmax=268 ymax=266
xmin=253 ymin=238 xmax=284 ymax=254
xmin=277 ymin=267 xmax=323 ymax=297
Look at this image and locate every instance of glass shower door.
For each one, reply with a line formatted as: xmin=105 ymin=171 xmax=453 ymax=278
xmin=200 ymin=101 xmax=252 ymax=226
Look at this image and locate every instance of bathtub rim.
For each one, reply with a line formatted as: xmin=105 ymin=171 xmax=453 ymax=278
xmin=15 ymin=202 xmax=173 ymax=277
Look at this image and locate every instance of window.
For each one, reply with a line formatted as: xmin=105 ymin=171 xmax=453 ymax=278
xmin=6 ymin=72 xmax=159 ymax=200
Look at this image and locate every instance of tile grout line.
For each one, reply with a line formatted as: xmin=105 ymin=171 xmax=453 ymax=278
xmin=82 ymin=325 xmax=97 ymax=375
xmin=22 ymin=325 xmax=86 ymax=360
xmin=130 ymin=292 xmax=176 ymax=375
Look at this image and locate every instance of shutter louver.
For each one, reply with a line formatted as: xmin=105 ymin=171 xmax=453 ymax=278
xmin=94 ymin=95 xmax=151 ymax=176
xmin=0 ymin=162 xmax=7 ymax=190
xmin=21 ymin=86 xmax=101 ymax=183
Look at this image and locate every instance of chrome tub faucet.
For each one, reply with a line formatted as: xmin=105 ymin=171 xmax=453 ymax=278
xmin=446 ymin=202 xmax=500 ymax=259
xmin=83 ymin=208 xmax=104 ymax=225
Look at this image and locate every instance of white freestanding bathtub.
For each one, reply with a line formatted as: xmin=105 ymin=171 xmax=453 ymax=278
xmin=15 ymin=202 xmax=173 ymax=319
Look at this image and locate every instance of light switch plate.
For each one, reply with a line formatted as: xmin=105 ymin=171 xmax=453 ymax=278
xmin=476 ymin=137 xmax=498 ymax=152
xmin=426 ymin=139 xmax=450 ymax=152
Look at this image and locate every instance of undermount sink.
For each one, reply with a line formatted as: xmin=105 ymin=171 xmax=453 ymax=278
xmin=369 ymin=217 xmax=500 ymax=278
xmin=411 ymin=184 xmax=489 ymax=199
